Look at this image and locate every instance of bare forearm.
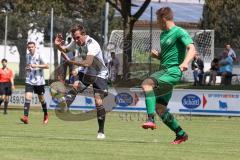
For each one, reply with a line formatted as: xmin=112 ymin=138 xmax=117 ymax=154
xmin=10 ymin=78 xmax=14 ymax=86
xmin=37 ymin=64 xmax=49 ymax=69
xmin=56 ymin=44 xmax=68 ymax=53
xmin=71 ymin=60 xmax=90 ymax=67
xmin=68 ymin=55 xmax=93 ymax=67
xmin=183 ymin=44 xmax=196 ymax=66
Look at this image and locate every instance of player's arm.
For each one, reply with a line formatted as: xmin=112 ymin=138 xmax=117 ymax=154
xmin=30 ymin=63 xmax=49 ymax=69
xmin=10 ymin=70 xmax=15 ymax=90
xmin=67 ymin=54 xmax=94 ymax=67
xmin=60 ymin=52 xmax=70 ymax=61
xmin=179 ymin=44 xmax=196 ymax=71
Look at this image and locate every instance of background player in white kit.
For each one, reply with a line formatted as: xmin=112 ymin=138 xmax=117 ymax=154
xmin=20 ymin=41 xmax=49 ymax=124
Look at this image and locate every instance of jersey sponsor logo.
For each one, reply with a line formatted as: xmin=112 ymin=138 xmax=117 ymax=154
xmin=182 ymin=94 xmax=201 ymax=109
xmin=115 ymin=92 xmax=133 ymax=107
xmin=166 ymin=39 xmax=173 ymax=45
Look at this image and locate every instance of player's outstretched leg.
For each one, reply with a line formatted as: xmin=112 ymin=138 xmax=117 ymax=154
xmin=156 ymin=104 xmax=188 ymax=144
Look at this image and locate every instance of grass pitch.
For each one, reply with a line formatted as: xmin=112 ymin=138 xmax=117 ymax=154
xmin=0 ymin=109 xmax=240 ymax=160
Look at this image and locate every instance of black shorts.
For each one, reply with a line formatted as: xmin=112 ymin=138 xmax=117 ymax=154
xmin=25 ymin=83 xmax=45 ymax=95
xmin=78 ymin=72 xmax=108 ymax=98
xmin=0 ymin=82 xmax=12 ymax=96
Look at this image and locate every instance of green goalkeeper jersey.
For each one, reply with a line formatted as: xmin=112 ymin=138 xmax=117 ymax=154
xmin=160 ymin=26 xmax=193 ymax=68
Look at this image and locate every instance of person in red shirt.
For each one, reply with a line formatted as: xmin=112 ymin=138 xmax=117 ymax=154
xmin=0 ymin=59 xmax=15 ymax=114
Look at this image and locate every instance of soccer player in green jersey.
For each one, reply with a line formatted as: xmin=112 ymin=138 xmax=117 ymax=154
xmin=141 ymin=7 xmax=196 ymax=144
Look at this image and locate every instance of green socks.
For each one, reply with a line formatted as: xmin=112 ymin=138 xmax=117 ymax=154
xmin=145 ymin=90 xmax=156 ymax=122
xmin=160 ymin=110 xmax=185 ymax=136
xmin=145 ymin=90 xmax=156 ymax=115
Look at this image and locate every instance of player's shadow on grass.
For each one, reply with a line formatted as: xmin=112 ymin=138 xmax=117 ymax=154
xmin=54 ymin=91 xmax=116 ymax=121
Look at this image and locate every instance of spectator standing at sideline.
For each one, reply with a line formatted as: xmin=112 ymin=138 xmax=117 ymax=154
xmin=225 ymin=44 xmax=237 ymax=62
xmin=219 ymin=50 xmax=233 ymax=85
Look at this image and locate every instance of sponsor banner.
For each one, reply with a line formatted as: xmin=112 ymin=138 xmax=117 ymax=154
xmin=9 ymin=88 xmax=240 ymax=116
xmin=9 ymin=89 xmax=40 ymax=107
xmin=48 ymin=88 xmax=146 ymax=112
xmin=169 ymin=89 xmax=240 ymax=116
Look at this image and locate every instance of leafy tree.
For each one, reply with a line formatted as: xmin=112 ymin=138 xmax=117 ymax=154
xmin=106 ymin=0 xmax=151 ymax=79
xmin=0 ymin=0 xmax=69 ymax=79
xmin=201 ymin=0 xmax=240 ymax=48
xmin=63 ymin=0 xmax=106 ymax=44
xmin=0 ymin=0 xmax=111 ymax=79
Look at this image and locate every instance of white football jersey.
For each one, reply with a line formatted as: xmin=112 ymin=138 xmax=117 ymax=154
xmin=25 ymin=52 xmax=47 ymax=85
xmin=67 ymin=36 xmax=108 ymax=79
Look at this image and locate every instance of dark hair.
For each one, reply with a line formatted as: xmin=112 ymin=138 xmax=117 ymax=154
xmin=1 ymin=58 xmax=7 ymax=63
xmin=71 ymin=25 xmax=86 ymax=36
xmin=27 ymin=41 xmax=36 ymax=46
xmin=156 ymin=7 xmax=173 ymax=21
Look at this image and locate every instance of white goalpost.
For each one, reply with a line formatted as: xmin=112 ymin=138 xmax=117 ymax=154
xmin=108 ymin=29 xmax=214 ymax=82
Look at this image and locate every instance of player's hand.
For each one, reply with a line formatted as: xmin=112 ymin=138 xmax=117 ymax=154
xmin=151 ymin=49 xmax=160 ymax=59
xmin=11 ymin=85 xmax=15 ymax=90
xmin=54 ymin=33 xmax=64 ymax=46
xmin=30 ymin=64 xmax=38 ymax=68
xmin=179 ymin=63 xmax=188 ymax=72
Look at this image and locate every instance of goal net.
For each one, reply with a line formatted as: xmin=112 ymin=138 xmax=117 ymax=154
xmin=108 ymin=29 xmax=214 ymax=82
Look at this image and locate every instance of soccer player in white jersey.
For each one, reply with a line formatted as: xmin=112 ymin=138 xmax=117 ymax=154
xmin=55 ymin=25 xmax=109 ymax=139
xmin=20 ymin=41 xmax=49 ymax=124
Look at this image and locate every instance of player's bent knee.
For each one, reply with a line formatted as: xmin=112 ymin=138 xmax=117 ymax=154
xmin=141 ymin=79 xmax=155 ymax=90
xmin=95 ymin=91 xmax=108 ymax=99
xmin=95 ymin=97 xmax=103 ymax=106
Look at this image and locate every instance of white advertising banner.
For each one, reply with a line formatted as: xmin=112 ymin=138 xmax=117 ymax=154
xmin=8 ymin=88 xmax=240 ymax=116
xmin=9 ymin=90 xmax=40 ymax=107
xmin=169 ymin=89 xmax=240 ymax=116
xmin=48 ymin=88 xmax=147 ymax=112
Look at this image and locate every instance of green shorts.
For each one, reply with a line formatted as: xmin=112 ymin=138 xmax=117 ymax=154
xmin=150 ymin=66 xmax=182 ymax=105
